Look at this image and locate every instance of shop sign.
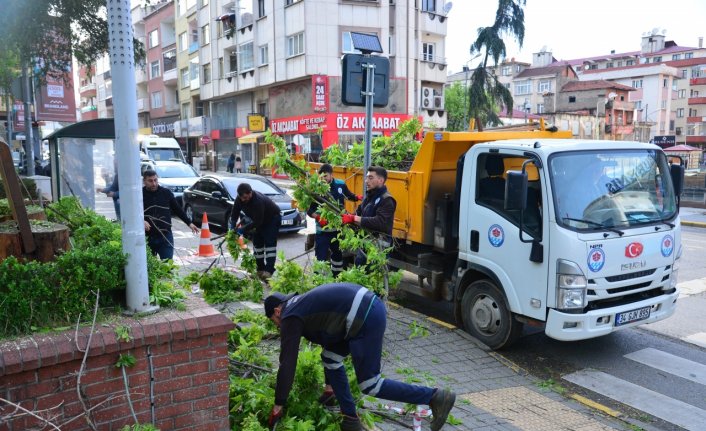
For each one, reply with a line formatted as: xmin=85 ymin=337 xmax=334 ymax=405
xmin=36 ymin=72 xmax=77 ymax=122
xmin=653 ymin=135 xmax=676 ymax=148
xmin=12 ymin=101 xmax=24 ymax=132
xmin=333 ymin=113 xmax=402 ymax=132
xmin=270 ymin=113 xmax=410 ymax=135
xmin=248 ymin=114 xmax=266 ymax=132
xmin=312 ymin=75 xmax=329 ymax=113
xmin=201 ymin=136 xmax=211 ymax=145
xmin=271 ymin=115 xmax=327 ymax=134
xmin=151 ymin=115 xmax=179 ymax=136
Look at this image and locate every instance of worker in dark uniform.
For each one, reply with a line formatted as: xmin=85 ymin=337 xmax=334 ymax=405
xmin=142 ymin=169 xmax=199 ymax=260
xmin=341 ymin=166 xmax=396 ymax=266
xmin=264 ymin=283 xmax=456 ymax=431
xmin=307 ymin=163 xmax=361 ymax=276
xmin=229 ymin=182 xmax=282 ymax=279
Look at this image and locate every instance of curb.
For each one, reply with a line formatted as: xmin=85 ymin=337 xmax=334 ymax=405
xmin=681 ymin=220 xmax=706 ymax=228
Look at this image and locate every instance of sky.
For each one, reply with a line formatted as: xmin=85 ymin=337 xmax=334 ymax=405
xmin=445 ymin=0 xmax=706 ymax=74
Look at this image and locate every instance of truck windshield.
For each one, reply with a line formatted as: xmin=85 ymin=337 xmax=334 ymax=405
xmin=550 ymin=150 xmax=677 ymax=230
xmin=147 ymin=148 xmax=183 ymax=162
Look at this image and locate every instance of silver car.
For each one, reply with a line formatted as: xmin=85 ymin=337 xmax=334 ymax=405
xmin=141 ymin=160 xmax=200 ymax=205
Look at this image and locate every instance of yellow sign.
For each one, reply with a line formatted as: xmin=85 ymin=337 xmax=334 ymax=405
xmin=248 ymin=115 xmax=266 ymax=132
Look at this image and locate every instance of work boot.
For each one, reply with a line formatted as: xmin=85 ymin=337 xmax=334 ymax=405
xmin=318 ymin=389 xmax=337 ymax=407
xmin=340 ymin=414 xmax=363 ymax=431
xmin=429 ymin=388 xmax=456 ymax=431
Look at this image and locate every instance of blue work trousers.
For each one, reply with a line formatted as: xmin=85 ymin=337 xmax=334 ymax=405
xmin=147 ymin=231 xmax=174 ymax=260
xmin=315 ymin=231 xmax=344 ymax=275
xmin=252 ymin=214 xmax=281 ymax=273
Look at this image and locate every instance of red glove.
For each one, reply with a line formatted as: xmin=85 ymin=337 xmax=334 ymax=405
xmin=268 ymin=406 xmax=283 ymax=429
xmin=356 ymin=194 xmax=363 ymax=201
xmin=341 ymin=214 xmax=356 ymax=225
xmin=314 ymin=214 xmax=328 ymax=227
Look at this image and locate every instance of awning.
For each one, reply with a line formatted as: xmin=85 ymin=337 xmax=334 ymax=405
xmin=238 ymin=132 xmax=265 ymax=144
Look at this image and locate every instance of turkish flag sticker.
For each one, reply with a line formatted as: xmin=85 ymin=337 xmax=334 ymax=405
xmin=625 ymin=242 xmax=644 ymax=258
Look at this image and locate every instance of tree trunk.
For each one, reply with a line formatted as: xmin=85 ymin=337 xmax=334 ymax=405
xmin=0 ymin=223 xmax=70 ymax=263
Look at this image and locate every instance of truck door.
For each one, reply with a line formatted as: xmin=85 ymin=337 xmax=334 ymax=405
xmin=469 ymin=150 xmax=548 ymax=322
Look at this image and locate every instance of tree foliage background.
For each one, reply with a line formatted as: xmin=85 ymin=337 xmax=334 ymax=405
xmin=466 ymin=0 xmax=526 ymax=130
xmin=0 ymin=0 xmax=145 ymax=86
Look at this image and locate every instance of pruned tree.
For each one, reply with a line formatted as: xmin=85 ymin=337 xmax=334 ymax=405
xmin=467 ymin=0 xmax=526 ymax=131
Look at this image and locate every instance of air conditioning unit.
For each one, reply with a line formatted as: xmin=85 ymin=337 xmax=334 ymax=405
xmin=421 ymin=87 xmax=433 ymax=109
xmin=433 ymin=95 xmax=444 ymax=110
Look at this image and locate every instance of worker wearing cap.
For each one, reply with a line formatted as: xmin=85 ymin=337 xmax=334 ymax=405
xmin=264 ymin=283 xmax=456 ymax=431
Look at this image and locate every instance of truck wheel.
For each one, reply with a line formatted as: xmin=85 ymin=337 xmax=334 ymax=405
xmin=461 ymin=280 xmax=522 ymax=349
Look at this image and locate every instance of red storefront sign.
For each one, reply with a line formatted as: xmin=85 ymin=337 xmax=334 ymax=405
xmin=270 ymin=113 xmax=411 ymax=135
xmin=36 ymin=72 xmax=77 ymax=123
xmin=312 ymin=75 xmax=329 ymax=113
xmin=12 ymin=101 xmax=25 ymax=132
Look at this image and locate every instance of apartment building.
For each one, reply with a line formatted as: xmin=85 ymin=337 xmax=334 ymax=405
xmin=78 ymin=65 xmax=98 ymax=121
xmin=187 ymin=0 xmax=449 ymax=172
xmin=513 ymin=50 xmax=578 ymax=116
xmin=666 ymin=57 xmax=706 ymax=147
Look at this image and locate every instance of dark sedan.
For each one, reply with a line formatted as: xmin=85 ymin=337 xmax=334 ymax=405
xmin=182 ymin=174 xmax=306 ymax=233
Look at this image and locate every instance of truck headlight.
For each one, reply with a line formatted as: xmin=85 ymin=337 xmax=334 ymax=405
xmin=557 ymin=259 xmax=587 ymax=310
xmin=670 ymin=245 xmax=682 ymax=290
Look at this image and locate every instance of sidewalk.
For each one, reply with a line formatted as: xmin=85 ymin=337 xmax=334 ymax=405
xmin=680 ymin=206 xmax=706 ymax=228
xmin=215 ymin=299 xmax=639 ymax=431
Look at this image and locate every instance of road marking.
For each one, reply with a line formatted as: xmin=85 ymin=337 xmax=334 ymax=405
xmin=624 ymin=348 xmax=706 ymax=386
xmin=563 ymin=370 xmax=706 ymax=431
xmin=684 ymin=333 xmax=706 ymax=349
xmin=426 ymin=316 xmax=456 ymax=329
xmin=569 ymin=394 xmax=621 ymax=417
xmin=462 ymin=386 xmax=617 ymax=430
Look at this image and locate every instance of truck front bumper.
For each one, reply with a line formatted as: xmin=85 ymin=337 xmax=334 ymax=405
xmin=544 ymin=289 xmax=679 ymax=341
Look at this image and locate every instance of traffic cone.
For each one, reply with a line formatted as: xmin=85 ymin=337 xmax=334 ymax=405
xmin=197 ymin=212 xmax=216 ymax=257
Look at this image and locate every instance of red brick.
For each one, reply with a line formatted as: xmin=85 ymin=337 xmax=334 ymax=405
xmin=212 ymin=380 xmax=230 ymax=395
xmin=35 ymin=335 xmax=59 ymax=367
xmin=36 ymin=391 xmax=76 ymax=411
xmin=168 ymin=316 xmax=188 ymax=341
xmin=80 ymin=367 xmax=108 ymax=385
xmin=199 ymin=420 xmax=231 ymax=431
xmin=24 ymin=379 xmax=61 ymax=398
xmin=196 ymin=313 xmax=236 ymax=336
xmin=53 ymin=334 xmax=78 ymax=363
xmin=92 ymin=402 xmax=132 ymax=423
xmin=210 ymin=356 xmax=229 ymax=372
xmin=1 ymin=368 xmax=37 ymax=386
xmin=84 ymin=377 xmax=125 ymax=397
xmin=149 ymin=342 xmax=171 ymax=356
xmin=153 ymin=375 xmax=191 ymax=393
xmin=86 ymin=330 xmax=106 ymax=356
xmin=125 ymin=371 xmax=151 ymax=388
xmin=38 ymin=361 xmax=79 ymax=380
xmin=2 ymin=341 xmax=22 ymax=374
xmin=190 ymin=346 xmax=226 ymax=361
xmin=173 ymin=360 xmax=210 ymax=377
xmin=153 ymin=367 xmax=171 ymax=381
xmin=173 ymin=384 xmax=210 ymax=402
xmin=152 ymin=318 xmax=173 ymax=345
xmin=172 ymin=335 xmax=210 ymax=352
xmin=156 ymin=417 xmax=174 ymax=430
xmin=15 ymin=338 xmax=41 ymax=371
xmin=182 ymin=314 xmax=200 ymax=338
xmin=63 ymin=400 xmax=84 ymax=417
xmin=154 ymin=393 xmax=172 ymax=406
xmin=192 ymin=370 xmax=229 ymax=386
xmin=155 ymin=401 xmax=192 ymax=419
xmin=101 ymin=328 xmax=121 ymax=354
xmin=194 ymin=395 xmax=224 ymax=411
xmin=174 ymin=409 xmax=210 ymax=429
xmin=152 ymin=350 xmax=190 ymax=367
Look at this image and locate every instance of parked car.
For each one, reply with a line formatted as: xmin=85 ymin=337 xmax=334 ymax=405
xmin=182 ymin=174 xmax=306 ymax=233
xmin=141 ymin=160 xmax=200 ymax=205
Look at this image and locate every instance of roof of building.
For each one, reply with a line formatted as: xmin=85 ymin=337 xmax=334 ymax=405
xmin=560 ymin=80 xmax=635 ymax=92
xmin=498 ymin=107 xmax=542 ymax=120
xmin=663 ymin=144 xmax=702 ymax=152
xmin=555 ymin=42 xmax=697 ymax=66
xmin=581 ymin=62 xmax=676 ymax=75
xmin=665 ymin=58 xmax=706 ymax=68
xmin=515 ymin=63 xmax=575 ymax=78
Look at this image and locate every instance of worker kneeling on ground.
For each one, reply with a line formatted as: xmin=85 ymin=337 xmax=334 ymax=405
xmin=265 ymin=283 xmax=456 ymax=431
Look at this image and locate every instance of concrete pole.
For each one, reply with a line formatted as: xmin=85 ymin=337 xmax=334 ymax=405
xmin=4 ymin=95 xmax=13 ymax=146
xmin=362 ymin=58 xmax=376 ymax=199
xmin=107 ymin=0 xmax=156 ymax=314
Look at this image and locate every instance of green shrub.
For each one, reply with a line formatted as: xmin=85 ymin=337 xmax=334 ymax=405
xmin=0 ymin=178 xmax=38 ymax=200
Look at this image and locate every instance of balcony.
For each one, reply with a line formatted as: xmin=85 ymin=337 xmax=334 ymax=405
xmin=79 ymin=83 xmax=96 ymax=95
xmin=135 ymin=68 xmax=147 ymax=84
xmin=419 ymin=10 xmax=448 ymax=35
xmin=188 ymin=41 xmax=199 ymax=54
xmin=687 ymin=116 xmax=705 ymax=123
xmin=690 ymin=77 xmax=706 ymax=85
xmin=688 ymin=97 xmax=706 ymax=105
xmin=420 ymin=55 xmax=448 ymax=84
xmin=611 ymin=100 xmax=635 ymax=111
xmin=137 ymin=98 xmax=148 ymax=112
xmin=163 ymin=68 xmax=177 ymax=85
xmin=686 ymin=135 xmax=706 ymax=144
xmin=80 ymin=105 xmax=97 ymax=113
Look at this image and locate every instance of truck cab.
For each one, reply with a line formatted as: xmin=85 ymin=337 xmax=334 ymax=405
xmin=455 ymin=140 xmax=681 ymax=348
xmin=138 ymin=135 xmax=186 ymax=163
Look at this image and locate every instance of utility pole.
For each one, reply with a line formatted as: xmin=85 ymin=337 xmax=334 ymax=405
xmin=107 ymin=0 xmax=156 ymax=315
xmin=22 ymin=59 xmax=34 ymax=175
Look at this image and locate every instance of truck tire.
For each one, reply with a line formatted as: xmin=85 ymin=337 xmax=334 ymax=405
xmin=461 ymin=279 xmax=522 ymax=350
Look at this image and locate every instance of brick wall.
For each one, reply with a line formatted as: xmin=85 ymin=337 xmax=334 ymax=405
xmin=0 ymin=297 xmax=235 ymax=431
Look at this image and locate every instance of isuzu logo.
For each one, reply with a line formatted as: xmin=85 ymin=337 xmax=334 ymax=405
xmin=625 ymin=242 xmax=644 ymax=258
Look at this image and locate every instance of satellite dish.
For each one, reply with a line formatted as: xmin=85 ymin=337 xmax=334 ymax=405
xmin=442 ymin=2 xmax=453 ymax=14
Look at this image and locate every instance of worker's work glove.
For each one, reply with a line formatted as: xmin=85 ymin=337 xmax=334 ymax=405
xmin=341 ymin=214 xmax=356 ymax=225
xmin=268 ymin=406 xmax=283 ymax=429
xmin=314 ymin=215 xmax=328 ymax=227
xmin=356 ymin=194 xmax=363 ymax=201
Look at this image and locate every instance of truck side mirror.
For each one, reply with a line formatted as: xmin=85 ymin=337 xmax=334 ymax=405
xmin=505 ymin=171 xmax=528 ymax=211
xmin=670 ymin=163 xmax=684 ymax=196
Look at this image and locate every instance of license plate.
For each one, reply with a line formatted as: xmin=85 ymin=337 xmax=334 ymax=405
xmin=281 ymin=219 xmax=293 ymax=225
xmin=615 ymin=306 xmax=651 ymax=326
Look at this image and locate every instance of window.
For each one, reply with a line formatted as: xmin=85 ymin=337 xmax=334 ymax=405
xmin=685 ymin=52 xmax=694 ymax=59
xmin=691 ymin=90 xmax=700 ymax=97
xmin=258 ymin=0 xmax=265 ymax=17
xmin=514 ymin=81 xmax=530 ymax=95
xmin=218 ymin=57 xmax=224 ymax=78
xmin=342 ymin=32 xmax=360 ymax=54
xmin=202 ymin=63 xmax=211 ymax=84
xmin=515 ymin=64 xmax=522 ymax=72
xmin=151 ymin=91 xmax=163 ymax=109
xmin=201 ymin=0 xmax=208 ymax=6
xmin=202 ymin=24 xmax=210 ymax=45
xmin=422 ymin=43 xmax=435 ymax=62
xmin=678 ymin=89 xmax=686 ymax=98
xmin=682 ymin=69 xmax=688 ymax=78
xmin=632 ymin=79 xmax=643 ymax=88
xmin=98 ymin=84 xmax=106 ymax=101
xmin=568 ymin=96 xmax=576 ymax=103
xmin=538 ymin=80 xmax=551 ymax=93
xmin=163 ymin=49 xmax=177 ymax=72
xmin=588 ymin=64 xmax=598 ymax=70
xmin=149 ymin=30 xmax=159 ymax=48
xmin=287 ymin=32 xmax=304 ymax=57
xmin=653 ymin=56 xmax=662 ymax=63
xmin=259 ymin=44 xmax=269 ymax=66
xmin=286 ymin=0 xmax=302 ymax=5
xmin=239 ymin=42 xmax=254 ymax=70
xmin=692 ymin=67 xmax=705 ymax=78
xmin=617 ymin=61 xmax=623 ymax=67
xmin=180 ymin=67 xmax=189 ymax=88
xmin=421 ymin=0 xmax=436 ymax=12
xmin=689 ymin=108 xmax=697 ymax=117
xmin=663 ymin=78 xmax=667 ymax=87
xmin=672 ymin=54 xmax=681 ymax=60
xmin=179 ymin=32 xmax=188 ymax=51
xmin=190 ymin=62 xmax=200 ymax=85
xmin=606 ymin=62 xmax=614 ymax=68
xmin=537 ymin=104 xmax=544 ymax=114
xmin=626 ymin=59 xmax=635 ymax=66
xmin=635 ymin=100 xmax=642 ymax=110
xmin=229 ymin=52 xmax=237 ymax=73
xmin=501 ymin=66 xmax=511 ymax=76
xmin=181 ymin=103 xmax=190 ymax=119
xmin=661 ymin=100 xmax=667 ymax=109
xmin=150 ymin=60 xmax=161 ymax=79
xmin=676 ymin=127 xmax=682 ymax=136
xmin=177 ymin=0 xmax=186 ymax=15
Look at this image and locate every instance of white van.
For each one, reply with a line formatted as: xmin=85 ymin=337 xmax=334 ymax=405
xmin=138 ymin=135 xmax=186 ymax=163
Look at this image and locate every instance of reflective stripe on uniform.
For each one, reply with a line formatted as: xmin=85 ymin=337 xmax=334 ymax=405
xmin=345 ymin=287 xmax=368 ymax=338
xmin=359 ymin=374 xmax=385 ymax=396
xmin=321 ymin=349 xmax=345 ymax=369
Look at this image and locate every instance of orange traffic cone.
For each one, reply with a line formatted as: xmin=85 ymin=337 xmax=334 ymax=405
xmin=197 ymin=212 xmax=216 ymax=257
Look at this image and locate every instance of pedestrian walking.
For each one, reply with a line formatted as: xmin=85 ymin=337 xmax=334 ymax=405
xmin=227 ymin=153 xmax=236 ymax=173
xmin=264 ymin=283 xmax=456 ymax=431
xmin=235 ymin=155 xmax=243 ymax=173
xmin=307 ymin=163 xmax=361 ymax=276
xmin=142 ymin=169 xmax=199 ymax=260
xmin=229 ymin=182 xmax=281 ymax=279
xmin=341 ymin=166 xmax=396 ymax=266
xmin=97 ymin=170 xmax=121 ymax=220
